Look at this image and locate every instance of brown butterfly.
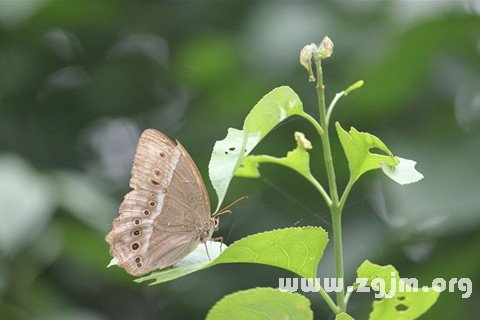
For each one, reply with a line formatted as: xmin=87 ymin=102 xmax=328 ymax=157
xmin=105 ymin=129 xmax=240 ymax=276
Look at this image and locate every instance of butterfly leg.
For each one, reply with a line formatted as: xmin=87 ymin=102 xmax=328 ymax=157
xmin=212 ymin=236 xmax=224 ymax=252
xmin=204 ymin=242 xmax=212 ymax=261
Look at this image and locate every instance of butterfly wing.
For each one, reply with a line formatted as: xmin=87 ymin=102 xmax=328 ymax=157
xmin=105 ymin=129 xmax=212 ymax=276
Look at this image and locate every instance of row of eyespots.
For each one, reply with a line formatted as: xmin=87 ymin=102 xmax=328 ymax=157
xmin=151 ymin=169 xmax=162 ymax=185
xmin=133 ymin=208 xmax=152 ymax=225
xmin=135 ymin=257 xmax=142 ymax=268
xmin=131 ymin=225 xmax=141 ymax=267
xmin=130 ymin=198 xmax=157 ymax=268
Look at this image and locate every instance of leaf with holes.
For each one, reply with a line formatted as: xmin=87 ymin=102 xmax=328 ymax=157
xmin=235 ymin=131 xmax=313 ymax=180
xmin=135 ymin=227 xmax=328 ymax=285
xmin=209 ymin=86 xmax=305 ymax=211
xmin=206 ymin=287 xmax=313 ymax=320
xmin=356 ymin=260 xmax=440 ymax=320
xmin=335 ymin=122 xmax=423 ymax=185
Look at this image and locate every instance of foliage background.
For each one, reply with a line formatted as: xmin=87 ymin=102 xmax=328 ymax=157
xmin=0 ymin=1 xmax=479 ymax=319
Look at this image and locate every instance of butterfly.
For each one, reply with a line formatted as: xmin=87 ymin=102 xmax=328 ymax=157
xmin=105 ymin=129 xmax=240 ymax=276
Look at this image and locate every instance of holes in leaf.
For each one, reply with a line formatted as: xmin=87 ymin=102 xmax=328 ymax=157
xmin=160 ymin=152 xmax=165 ymax=157
xmin=135 ymin=257 xmax=141 ymax=263
xmin=397 ymin=296 xmax=406 ymax=301
xmin=132 ymin=229 xmax=141 ymax=236
xmin=134 ymin=219 xmax=140 ymax=225
xmin=224 ymin=151 xmax=228 ymax=155
xmin=131 ymin=242 xmax=140 ymax=250
xmin=154 ymin=169 xmax=161 ymax=176
xmin=229 ymin=147 xmax=235 ymax=151
xmin=149 ymin=201 xmax=156 ymax=207
xmin=143 ymin=210 xmax=150 ymax=216
xmin=137 ymin=263 xmax=142 ymax=268
xmin=151 ymin=179 xmax=160 ymax=185
xmin=395 ymin=304 xmax=409 ymax=312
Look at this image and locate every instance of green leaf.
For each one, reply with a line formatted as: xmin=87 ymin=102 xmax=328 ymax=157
xmin=335 ymin=122 xmax=397 ymax=183
xmin=135 ymin=227 xmax=328 ymax=285
xmin=336 ymin=313 xmax=355 ymax=320
xmin=134 ymin=241 xmax=223 ymax=285
xmin=208 ymin=128 xmax=259 ymax=211
xmin=235 ymin=131 xmax=313 ymax=180
xmin=212 ymin=226 xmax=327 ymax=279
xmin=356 ymin=260 xmax=440 ymax=320
xmin=206 ymin=288 xmax=313 ymax=320
xmin=234 ymin=157 xmax=261 ymax=178
xmin=243 ymin=86 xmax=304 ymax=140
xmin=209 ymin=86 xmax=304 ymax=211
xmin=336 ymin=123 xmax=423 ymax=185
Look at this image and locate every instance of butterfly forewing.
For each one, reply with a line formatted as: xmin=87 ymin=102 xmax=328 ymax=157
xmin=106 ymin=129 xmax=213 ymax=276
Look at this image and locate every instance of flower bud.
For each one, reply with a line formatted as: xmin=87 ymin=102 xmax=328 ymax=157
xmin=318 ymin=36 xmax=333 ymax=59
xmin=295 ymin=131 xmax=313 ymax=150
xmin=299 ymin=43 xmax=317 ymax=82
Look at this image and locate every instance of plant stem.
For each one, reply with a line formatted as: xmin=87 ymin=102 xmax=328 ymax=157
xmin=319 ymin=285 xmax=341 ymax=314
xmin=331 ymin=205 xmax=345 ymax=311
xmin=344 ymin=288 xmax=353 ymax=306
xmin=302 ymin=112 xmax=324 ymax=136
xmin=306 ymin=175 xmax=332 ymax=207
xmin=247 ymin=155 xmax=332 ymax=206
xmin=339 ymin=178 xmax=355 ymax=212
xmin=326 ymin=91 xmax=345 ymax=126
xmin=314 ymin=56 xmax=345 ymax=312
xmin=314 ymin=58 xmax=340 ymax=206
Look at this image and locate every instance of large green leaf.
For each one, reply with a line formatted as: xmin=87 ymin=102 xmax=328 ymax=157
xmin=356 ymin=260 xmax=440 ymax=320
xmin=335 ymin=122 xmax=423 ymax=184
xmin=135 ymin=227 xmax=328 ymax=285
xmin=206 ymin=288 xmax=313 ymax=320
xmin=208 ymin=86 xmax=305 ymax=211
xmin=235 ymin=131 xmax=313 ymax=180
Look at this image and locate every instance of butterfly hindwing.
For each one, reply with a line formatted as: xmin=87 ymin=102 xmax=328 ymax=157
xmin=105 ymin=129 xmax=213 ymax=276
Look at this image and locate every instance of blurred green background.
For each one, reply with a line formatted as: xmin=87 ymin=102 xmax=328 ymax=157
xmin=0 ymin=1 xmax=479 ymax=319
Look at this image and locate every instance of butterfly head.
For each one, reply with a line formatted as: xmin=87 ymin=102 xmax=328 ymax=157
xmin=199 ymin=219 xmax=217 ymax=242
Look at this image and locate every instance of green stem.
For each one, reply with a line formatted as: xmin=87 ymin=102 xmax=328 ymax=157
xmin=344 ymin=288 xmax=353 ymax=306
xmin=248 ymin=155 xmax=332 ymax=206
xmin=302 ymin=112 xmax=324 ymax=136
xmin=301 ymin=113 xmax=332 ymax=205
xmin=339 ymin=178 xmax=355 ymax=212
xmin=318 ymin=285 xmax=341 ymax=314
xmin=314 ymin=56 xmax=345 ymax=312
xmin=344 ymin=282 xmax=359 ymax=307
xmin=314 ymin=59 xmax=340 ymax=206
xmin=306 ymin=174 xmax=332 ymax=207
xmin=326 ymin=91 xmax=345 ymax=126
xmin=331 ymin=205 xmax=345 ymax=311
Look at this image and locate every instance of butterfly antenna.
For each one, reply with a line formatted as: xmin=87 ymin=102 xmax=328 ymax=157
xmin=213 ymin=196 xmax=248 ymax=218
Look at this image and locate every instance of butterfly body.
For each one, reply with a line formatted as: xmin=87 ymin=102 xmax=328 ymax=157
xmin=106 ymin=129 xmax=216 ymax=276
